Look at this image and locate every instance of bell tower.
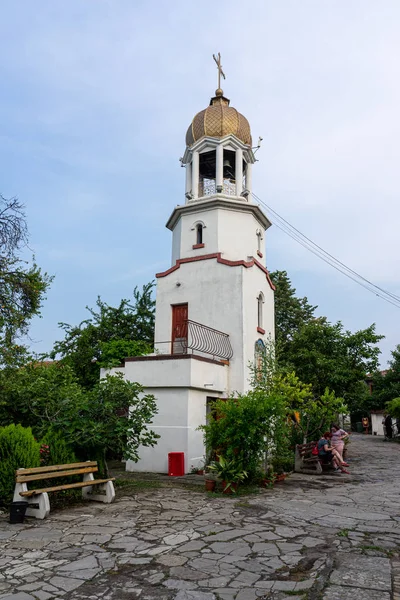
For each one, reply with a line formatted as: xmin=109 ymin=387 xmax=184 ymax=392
xmin=154 ymin=56 xmax=275 ymax=393
xmin=111 ymin=56 xmax=275 ymax=474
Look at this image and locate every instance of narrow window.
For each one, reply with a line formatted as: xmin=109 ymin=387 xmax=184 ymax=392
xmin=256 ymin=229 xmax=263 ymax=256
xmin=196 ymin=223 xmax=203 ymax=245
xmin=257 ymin=293 xmax=264 ymax=330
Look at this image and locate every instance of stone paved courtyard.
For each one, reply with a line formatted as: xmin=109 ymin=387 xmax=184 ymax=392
xmin=1 ymin=434 xmax=400 ymax=600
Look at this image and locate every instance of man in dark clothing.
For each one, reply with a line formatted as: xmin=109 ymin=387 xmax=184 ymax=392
xmin=385 ymin=414 xmax=393 ymax=439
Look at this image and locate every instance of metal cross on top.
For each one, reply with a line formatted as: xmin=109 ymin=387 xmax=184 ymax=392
xmin=213 ymin=52 xmax=226 ymax=90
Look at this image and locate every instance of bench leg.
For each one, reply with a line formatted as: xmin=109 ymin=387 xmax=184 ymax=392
xmin=82 ymin=473 xmax=115 ymax=504
xmin=13 ymin=484 xmax=50 ymax=520
xmin=294 ymin=450 xmax=303 ymax=473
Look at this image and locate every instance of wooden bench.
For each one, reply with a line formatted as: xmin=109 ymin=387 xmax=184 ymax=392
xmin=295 ymin=442 xmax=338 ymax=475
xmin=13 ymin=461 xmax=116 ymax=519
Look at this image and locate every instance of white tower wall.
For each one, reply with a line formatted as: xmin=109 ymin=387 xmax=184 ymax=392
xmin=170 ymin=198 xmax=268 ymax=267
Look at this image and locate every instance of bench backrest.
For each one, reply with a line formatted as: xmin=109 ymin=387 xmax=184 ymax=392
xmin=296 ymin=442 xmax=317 ymax=457
xmin=15 ymin=461 xmax=98 ymax=484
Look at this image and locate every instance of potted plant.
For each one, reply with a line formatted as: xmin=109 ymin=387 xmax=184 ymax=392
xmin=271 ymin=453 xmax=294 ymax=482
xmin=203 ymin=469 xmax=217 ymax=492
xmin=190 ymin=465 xmax=204 ymax=475
xmin=262 ymin=467 xmax=276 ymax=487
xmin=207 ymin=456 xmax=247 ymax=494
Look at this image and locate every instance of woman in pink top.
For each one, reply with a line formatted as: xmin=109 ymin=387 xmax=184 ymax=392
xmin=331 ymin=424 xmax=349 ymax=461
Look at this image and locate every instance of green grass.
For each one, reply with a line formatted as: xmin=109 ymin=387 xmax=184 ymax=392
xmin=205 ymin=484 xmax=261 ymax=498
xmin=359 ymin=544 xmax=394 ymax=557
xmin=234 ymin=500 xmax=252 ymax=508
xmin=114 ymin=479 xmax=162 ymax=491
xmin=337 ymin=529 xmax=349 ymax=537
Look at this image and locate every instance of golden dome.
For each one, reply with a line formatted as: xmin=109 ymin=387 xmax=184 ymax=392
xmin=186 ymin=89 xmax=252 ymax=147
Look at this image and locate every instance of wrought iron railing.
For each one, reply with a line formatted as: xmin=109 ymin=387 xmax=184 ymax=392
xmin=183 ymin=319 xmax=233 ymax=361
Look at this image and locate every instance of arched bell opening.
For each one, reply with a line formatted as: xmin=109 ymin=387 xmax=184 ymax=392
xmin=199 ymin=150 xmax=217 ymax=197
xmin=196 ymin=147 xmax=248 ymax=198
xmin=222 ymin=149 xmax=246 ymax=196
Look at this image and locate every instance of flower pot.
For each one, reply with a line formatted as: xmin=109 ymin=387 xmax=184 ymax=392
xmin=9 ymin=501 xmax=28 ymax=524
xmin=275 ymin=474 xmax=286 ymax=483
xmin=205 ymin=479 xmax=216 ymax=492
xmin=262 ymin=478 xmax=274 ymax=487
xmin=197 ymin=470 xmax=204 ymax=476
xmin=222 ymin=481 xmax=238 ymax=494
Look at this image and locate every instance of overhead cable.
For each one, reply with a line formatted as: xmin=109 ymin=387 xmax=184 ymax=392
xmin=251 ymin=191 xmax=400 ymax=309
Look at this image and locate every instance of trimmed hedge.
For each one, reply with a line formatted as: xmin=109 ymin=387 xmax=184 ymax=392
xmin=0 ymin=424 xmax=40 ymax=504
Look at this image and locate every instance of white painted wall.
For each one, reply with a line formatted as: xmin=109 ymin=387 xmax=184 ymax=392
xmin=171 ymin=217 xmax=182 ymax=266
xmin=105 ymin=357 xmax=226 ymax=473
xmin=242 ymin=264 xmax=275 ymax=390
xmin=371 ymin=412 xmax=385 ymax=436
xmin=154 ymin=257 xmax=274 ymax=394
xmin=127 ymin=387 xmax=189 ymax=473
xmin=120 ymin=355 xmax=228 ymax=393
xmin=170 ymin=201 xmax=268 ymax=267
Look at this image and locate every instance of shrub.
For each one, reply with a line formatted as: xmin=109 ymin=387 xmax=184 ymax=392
xmin=40 ymin=428 xmax=77 ymax=466
xmin=199 ymin=390 xmax=289 ymax=482
xmin=0 ymin=424 xmax=40 ymax=504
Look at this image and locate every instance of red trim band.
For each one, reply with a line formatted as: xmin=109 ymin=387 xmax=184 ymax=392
xmin=156 ymin=253 xmax=275 ymax=291
xmin=192 ymin=243 xmax=205 ymax=249
xmin=257 ymin=327 xmax=266 ymax=334
xmin=257 ymin=250 xmax=263 ymax=258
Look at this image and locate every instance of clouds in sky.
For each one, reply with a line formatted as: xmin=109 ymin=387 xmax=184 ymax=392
xmin=0 ymin=0 xmax=399 ymax=363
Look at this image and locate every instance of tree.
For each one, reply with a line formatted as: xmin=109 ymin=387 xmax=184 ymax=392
xmin=0 ymin=363 xmax=159 ymax=474
xmin=50 ymin=282 xmax=155 ymax=388
xmin=370 ymin=345 xmax=400 ymax=409
xmin=269 ymin=270 xmax=316 ymax=358
xmin=282 ymin=318 xmax=382 ymax=411
xmin=0 ymin=195 xmax=51 ymax=366
xmin=251 ymin=349 xmax=346 ymax=443
xmin=386 ymin=397 xmax=400 ymax=419
xmin=0 ymin=362 xmax=85 ymax=430
xmin=75 ymin=374 xmax=159 ymax=473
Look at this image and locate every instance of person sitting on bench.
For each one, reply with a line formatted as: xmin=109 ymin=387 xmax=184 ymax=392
xmin=318 ymin=432 xmax=350 ymax=474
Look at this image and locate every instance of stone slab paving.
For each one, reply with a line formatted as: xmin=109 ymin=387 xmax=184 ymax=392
xmin=0 ymin=434 xmax=399 ymax=599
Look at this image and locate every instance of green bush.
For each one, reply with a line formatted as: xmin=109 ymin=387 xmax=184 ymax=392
xmin=40 ymin=428 xmax=77 ymax=466
xmin=0 ymin=424 xmax=40 ymax=504
xmin=199 ymin=390 xmax=289 ymax=482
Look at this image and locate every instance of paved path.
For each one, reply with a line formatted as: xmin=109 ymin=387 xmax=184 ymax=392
xmin=1 ymin=434 xmax=400 ymax=600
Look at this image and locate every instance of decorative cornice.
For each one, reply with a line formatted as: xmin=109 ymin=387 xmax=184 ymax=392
xmin=156 ymin=252 xmax=275 ymax=291
xmin=166 ymin=196 xmax=272 ymax=232
xmin=182 ymin=134 xmax=255 ymax=165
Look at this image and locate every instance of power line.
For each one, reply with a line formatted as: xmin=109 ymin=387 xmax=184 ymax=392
xmin=251 ymin=191 xmax=400 ymax=309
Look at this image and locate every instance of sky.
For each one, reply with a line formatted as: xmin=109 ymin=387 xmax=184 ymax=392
xmin=0 ymin=0 xmax=399 ymax=366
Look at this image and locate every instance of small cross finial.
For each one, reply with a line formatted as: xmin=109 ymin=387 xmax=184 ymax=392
xmin=213 ymin=52 xmax=226 ymax=92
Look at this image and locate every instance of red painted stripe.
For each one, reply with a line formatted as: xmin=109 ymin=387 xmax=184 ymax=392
xmin=156 ymin=253 xmax=275 ymax=291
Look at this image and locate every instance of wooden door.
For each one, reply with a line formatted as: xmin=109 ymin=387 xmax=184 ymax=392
xmin=171 ymin=304 xmax=188 ymax=354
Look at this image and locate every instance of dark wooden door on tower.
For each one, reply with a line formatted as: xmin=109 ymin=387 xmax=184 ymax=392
xmin=171 ymin=303 xmax=188 ymax=355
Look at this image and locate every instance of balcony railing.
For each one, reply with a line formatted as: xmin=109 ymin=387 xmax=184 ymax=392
xmin=187 ymin=320 xmax=233 ymax=360
xmin=170 ymin=319 xmax=233 ymax=361
xmin=198 ymin=176 xmax=236 ymax=197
